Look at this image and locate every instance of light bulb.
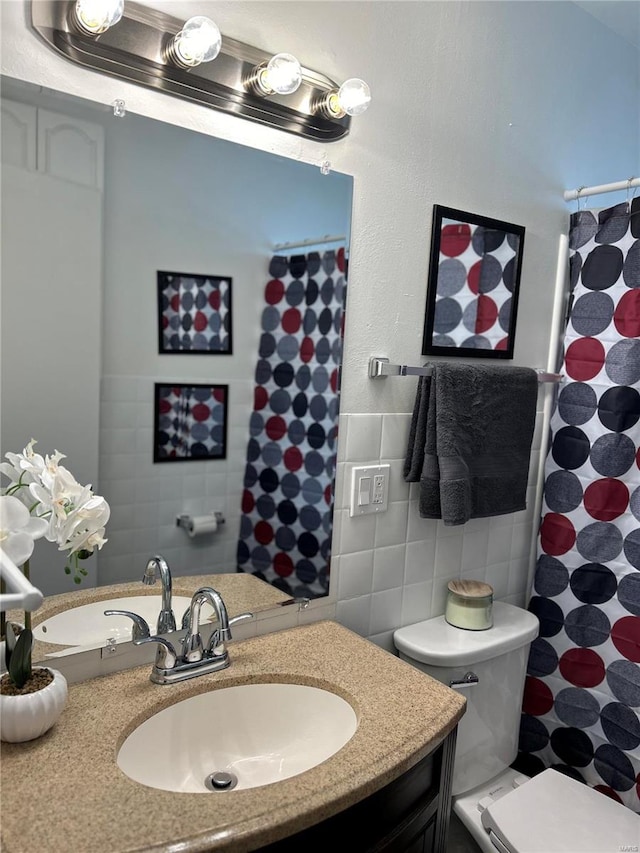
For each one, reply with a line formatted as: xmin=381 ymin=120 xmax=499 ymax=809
xmin=336 ymin=78 xmax=371 ymax=116
xmin=259 ymin=53 xmax=302 ymax=95
xmin=74 ymin=0 xmax=124 ymax=34
xmin=172 ymin=16 xmax=222 ymax=68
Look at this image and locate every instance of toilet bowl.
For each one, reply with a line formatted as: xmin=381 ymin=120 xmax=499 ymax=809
xmin=394 ymin=601 xmax=640 ymax=853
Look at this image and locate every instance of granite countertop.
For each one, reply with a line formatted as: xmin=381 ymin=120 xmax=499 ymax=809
xmin=0 ymin=620 xmax=466 ymax=853
xmin=8 ymin=573 xmax=290 ymax=662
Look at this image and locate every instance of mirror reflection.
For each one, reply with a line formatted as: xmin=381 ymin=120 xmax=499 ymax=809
xmin=1 ymin=77 xmax=352 ymax=649
xmin=23 ymin=571 xmax=291 ymax=662
xmin=422 ymin=204 xmax=525 ymax=359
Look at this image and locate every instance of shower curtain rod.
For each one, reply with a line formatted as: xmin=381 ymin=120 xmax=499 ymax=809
xmin=563 ymin=176 xmax=639 ymax=201
xmin=272 ymin=234 xmax=346 ymax=251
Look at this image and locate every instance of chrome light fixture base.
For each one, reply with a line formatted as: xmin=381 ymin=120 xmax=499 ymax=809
xmin=30 ymin=0 xmax=351 ymax=142
xmin=244 ymin=61 xmax=274 ymax=97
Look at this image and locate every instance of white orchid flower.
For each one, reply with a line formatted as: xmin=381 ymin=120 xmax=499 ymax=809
xmin=2 ymin=440 xmax=110 ymax=582
xmin=1 ymin=439 xmax=46 ymax=481
xmin=0 ymin=439 xmax=60 ymax=514
xmin=30 ymin=468 xmax=110 ymax=555
xmin=0 ymin=495 xmax=49 ymax=566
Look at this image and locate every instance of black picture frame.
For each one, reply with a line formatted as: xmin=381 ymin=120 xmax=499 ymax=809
xmin=153 ymin=382 xmax=228 ymax=462
xmin=157 ymin=271 xmax=232 ymax=354
xmin=422 ymin=205 xmax=525 ymax=359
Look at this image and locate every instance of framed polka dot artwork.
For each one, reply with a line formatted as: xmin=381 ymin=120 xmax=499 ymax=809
xmin=422 ymin=205 xmax=525 ymax=359
xmin=153 ymin=383 xmax=228 ymax=462
xmin=157 ymin=271 xmax=232 ymax=354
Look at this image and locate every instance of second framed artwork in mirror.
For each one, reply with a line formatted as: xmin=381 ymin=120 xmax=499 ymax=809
xmin=154 ymin=383 xmax=229 ymax=462
xmin=158 ymin=271 xmax=232 ymax=354
xmin=422 ymin=205 xmax=525 ymax=359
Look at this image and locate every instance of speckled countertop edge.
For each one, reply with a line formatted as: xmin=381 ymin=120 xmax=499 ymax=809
xmin=0 ymin=620 xmax=466 ymax=853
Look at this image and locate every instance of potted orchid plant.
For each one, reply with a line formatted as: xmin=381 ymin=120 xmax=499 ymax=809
xmin=0 ymin=440 xmax=110 ymax=742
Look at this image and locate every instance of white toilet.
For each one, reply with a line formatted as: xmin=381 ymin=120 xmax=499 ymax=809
xmin=394 ymin=601 xmax=640 ymax=853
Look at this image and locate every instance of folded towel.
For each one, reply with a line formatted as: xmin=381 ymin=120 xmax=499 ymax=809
xmin=405 ymin=363 xmax=538 ymax=525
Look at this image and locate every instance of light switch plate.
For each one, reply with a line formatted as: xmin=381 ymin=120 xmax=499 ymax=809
xmin=349 ymin=464 xmax=390 ymax=517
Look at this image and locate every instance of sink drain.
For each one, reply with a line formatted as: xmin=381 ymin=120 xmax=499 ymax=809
xmin=204 ymin=771 xmax=238 ymax=792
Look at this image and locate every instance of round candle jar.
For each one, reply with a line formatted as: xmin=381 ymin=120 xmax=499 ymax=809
xmin=445 ymin=580 xmax=493 ymax=630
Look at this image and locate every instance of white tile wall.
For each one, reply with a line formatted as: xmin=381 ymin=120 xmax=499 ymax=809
xmin=334 ymin=401 xmax=547 ymax=644
xmin=99 ymin=376 xmax=547 ymax=645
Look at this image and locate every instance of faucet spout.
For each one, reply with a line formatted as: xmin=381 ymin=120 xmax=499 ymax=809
xmin=142 ymin=555 xmax=176 ymax=634
xmin=182 ymin=586 xmax=229 ymax=663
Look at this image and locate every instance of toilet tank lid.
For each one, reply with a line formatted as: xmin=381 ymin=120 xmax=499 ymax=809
xmin=393 ymin=602 xmax=539 ymax=667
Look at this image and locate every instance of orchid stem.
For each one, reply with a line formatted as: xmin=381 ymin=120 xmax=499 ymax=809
xmin=22 ymin=559 xmax=31 ymax=631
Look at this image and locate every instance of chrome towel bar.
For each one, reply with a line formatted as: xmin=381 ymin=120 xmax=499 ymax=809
xmin=368 ymin=356 xmax=563 ymax=383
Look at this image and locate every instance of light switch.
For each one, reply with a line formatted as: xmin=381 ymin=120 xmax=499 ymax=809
xmin=349 ymin=464 xmax=390 ymax=516
xmin=358 ymin=476 xmax=371 ymax=505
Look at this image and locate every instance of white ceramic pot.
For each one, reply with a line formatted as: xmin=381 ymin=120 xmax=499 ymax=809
xmin=0 ymin=668 xmax=68 ymax=743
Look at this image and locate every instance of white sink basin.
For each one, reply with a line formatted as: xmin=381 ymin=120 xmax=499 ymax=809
xmin=117 ymin=683 xmax=358 ymax=792
xmin=32 ymin=595 xmax=195 ymax=646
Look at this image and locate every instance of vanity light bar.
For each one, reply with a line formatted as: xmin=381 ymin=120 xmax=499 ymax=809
xmin=30 ymin=1 xmax=355 ymax=141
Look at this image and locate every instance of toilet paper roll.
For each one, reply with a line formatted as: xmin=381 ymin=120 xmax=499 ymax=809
xmin=187 ymin=515 xmax=218 ymax=537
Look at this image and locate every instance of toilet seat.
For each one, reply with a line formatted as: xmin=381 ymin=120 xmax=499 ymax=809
xmin=480 ymin=768 xmax=640 ymax=853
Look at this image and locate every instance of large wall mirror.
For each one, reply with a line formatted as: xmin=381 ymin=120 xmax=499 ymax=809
xmin=1 ymin=75 xmax=352 ymax=655
xmin=422 ymin=205 xmax=525 ymax=359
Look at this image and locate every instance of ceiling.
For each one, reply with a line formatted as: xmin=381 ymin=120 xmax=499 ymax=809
xmin=573 ymin=1 xmax=640 ymax=50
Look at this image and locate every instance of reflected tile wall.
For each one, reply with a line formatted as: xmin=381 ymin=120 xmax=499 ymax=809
xmin=98 ymin=375 xmax=252 ymax=586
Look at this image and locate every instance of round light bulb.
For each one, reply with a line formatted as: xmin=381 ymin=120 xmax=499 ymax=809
xmin=337 ymin=78 xmax=371 ymax=116
xmin=262 ymin=53 xmax=302 ymax=95
xmin=174 ymin=16 xmax=222 ymax=67
xmin=75 ymin=0 xmax=124 ymax=34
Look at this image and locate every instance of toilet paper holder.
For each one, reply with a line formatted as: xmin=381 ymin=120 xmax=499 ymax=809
xmin=176 ymin=512 xmax=225 ymax=533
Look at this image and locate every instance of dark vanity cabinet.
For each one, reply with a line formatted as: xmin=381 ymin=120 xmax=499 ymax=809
xmin=260 ymin=727 xmax=457 ymax=853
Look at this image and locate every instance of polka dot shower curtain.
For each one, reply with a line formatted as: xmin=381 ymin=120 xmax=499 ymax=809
xmin=519 ymin=198 xmax=640 ymax=811
xmin=237 ymin=248 xmax=346 ymax=599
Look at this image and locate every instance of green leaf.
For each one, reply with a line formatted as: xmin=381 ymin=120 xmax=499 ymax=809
xmin=8 ymin=628 xmax=33 ymax=690
xmin=5 ymin=621 xmax=18 ymax=670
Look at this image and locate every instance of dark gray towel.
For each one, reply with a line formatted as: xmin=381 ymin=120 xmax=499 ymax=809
xmin=406 ymin=363 xmax=538 ymax=525
xmin=403 ymin=373 xmax=432 ymax=482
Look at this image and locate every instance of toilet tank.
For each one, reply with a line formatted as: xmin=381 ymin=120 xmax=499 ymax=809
xmin=393 ymin=602 xmax=539 ymax=796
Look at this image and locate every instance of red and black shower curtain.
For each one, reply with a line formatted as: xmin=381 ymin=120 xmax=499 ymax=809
xmin=237 ymin=248 xmax=347 ymax=599
xmin=519 ymin=198 xmax=640 ymax=811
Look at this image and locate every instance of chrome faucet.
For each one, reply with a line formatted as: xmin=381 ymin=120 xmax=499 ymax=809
xmin=182 ymin=587 xmax=231 ymax=662
xmin=142 ymin=555 xmax=176 ymax=634
xmin=128 ymin=586 xmax=253 ymax=685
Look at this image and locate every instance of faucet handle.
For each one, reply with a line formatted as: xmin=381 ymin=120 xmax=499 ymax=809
xmin=133 ymin=635 xmax=177 ymax=669
xmin=207 ymin=612 xmax=254 ymax=652
xmin=104 ymin=609 xmax=151 ymax=643
xmin=229 ymin=611 xmax=254 ymax=630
